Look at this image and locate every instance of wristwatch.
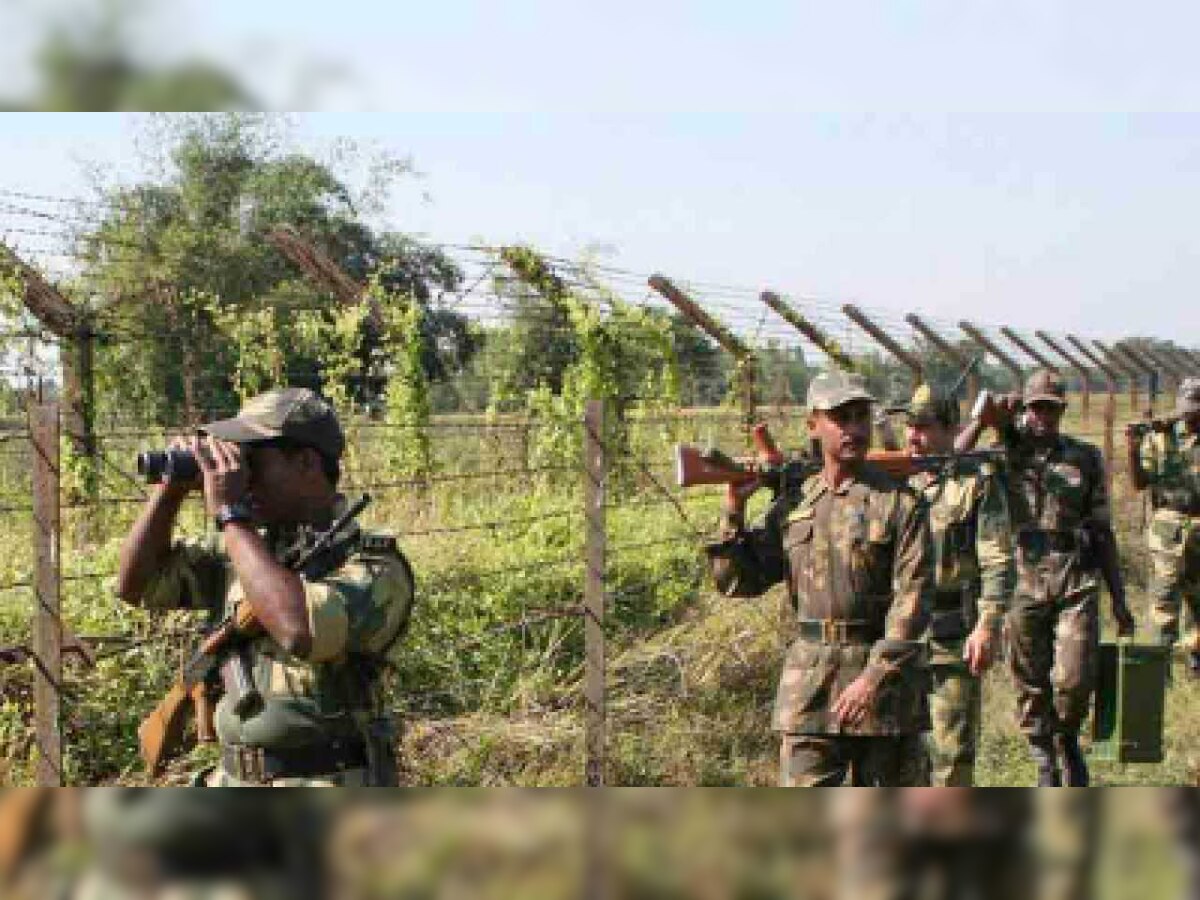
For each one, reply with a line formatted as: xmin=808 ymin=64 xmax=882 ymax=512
xmin=214 ymin=500 xmax=254 ymax=531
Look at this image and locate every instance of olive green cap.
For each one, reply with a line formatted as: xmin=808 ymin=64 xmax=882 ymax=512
xmin=904 ymin=383 xmax=961 ymax=426
xmin=1178 ymin=377 xmax=1200 ymax=416
xmin=200 ymin=387 xmax=345 ymax=459
xmin=806 ymin=369 xmax=876 ymax=411
xmin=1023 ymin=368 xmax=1068 ymax=406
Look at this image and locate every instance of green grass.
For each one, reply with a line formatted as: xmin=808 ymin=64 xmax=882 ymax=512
xmin=0 ymin=391 xmax=1196 ymax=787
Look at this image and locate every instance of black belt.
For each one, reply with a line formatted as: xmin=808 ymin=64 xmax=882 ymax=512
xmin=931 ymin=588 xmax=967 ymax=612
xmin=797 ymin=619 xmax=877 ymax=644
xmin=1016 ymin=530 xmax=1078 ymax=554
xmin=1152 ymin=491 xmax=1200 ymax=516
xmin=222 ymin=739 xmax=367 ymax=783
xmin=929 ymin=609 xmax=969 ymax=641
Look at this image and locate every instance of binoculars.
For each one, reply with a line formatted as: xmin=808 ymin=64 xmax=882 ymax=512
xmin=136 ymin=449 xmax=200 ymax=484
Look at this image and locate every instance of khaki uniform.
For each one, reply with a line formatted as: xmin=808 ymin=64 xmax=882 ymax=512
xmin=707 ymin=465 xmax=934 ymax=786
xmin=1139 ymin=421 xmax=1200 ymax=650
xmin=910 ymin=456 xmax=1014 ymax=785
xmin=1003 ymin=432 xmax=1110 ymax=737
xmin=137 ymin=495 xmax=414 ymax=787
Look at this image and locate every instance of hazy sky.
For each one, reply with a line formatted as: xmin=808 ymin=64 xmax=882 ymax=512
xmin=0 ymin=2 xmax=1198 ymax=344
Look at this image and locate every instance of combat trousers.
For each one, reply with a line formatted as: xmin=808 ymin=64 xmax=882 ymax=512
xmin=1147 ymin=509 xmax=1200 ymax=650
xmin=779 ymin=734 xmax=927 ymax=787
xmin=926 ymin=661 xmax=982 ymax=786
xmin=1007 ymin=589 xmax=1099 ymax=737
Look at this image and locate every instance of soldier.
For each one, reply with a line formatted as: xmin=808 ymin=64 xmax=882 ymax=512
xmin=902 ymin=384 xmax=1015 ymax=786
xmin=116 ymin=387 xmax=414 ymax=787
xmin=960 ymin=369 xmax=1134 ymax=786
xmin=706 ymin=370 xmax=934 ymax=786
xmin=1127 ymin=376 xmax=1200 ymax=676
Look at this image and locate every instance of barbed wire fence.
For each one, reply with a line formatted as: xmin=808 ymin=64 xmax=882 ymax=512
xmin=0 ymin=190 xmax=1194 ymax=786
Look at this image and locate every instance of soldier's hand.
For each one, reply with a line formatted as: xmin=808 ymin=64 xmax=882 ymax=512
xmin=195 ymin=435 xmax=250 ymax=516
xmin=963 ymin=625 xmax=998 ymax=676
xmin=723 ymin=477 xmax=764 ymax=514
xmin=974 ymin=393 xmax=1000 ymax=429
xmin=831 ymin=674 xmax=877 ymax=728
xmin=160 ymin=436 xmax=202 ymax=496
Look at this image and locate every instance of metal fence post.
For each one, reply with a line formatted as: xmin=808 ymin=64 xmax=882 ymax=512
xmin=583 ymin=400 xmax=606 ymax=787
xmin=30 ymin=398 xmax=62 ymax=786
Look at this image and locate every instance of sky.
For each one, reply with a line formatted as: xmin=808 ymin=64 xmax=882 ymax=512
xmin=0 ymin=2 xmax=1198 ymax=345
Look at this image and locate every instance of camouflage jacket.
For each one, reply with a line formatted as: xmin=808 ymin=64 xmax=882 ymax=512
xmin=706 ymin=465 xmax=934 ymax=736
xmin=1139 ymin=420 xmax=1200 ymax=514
xmin=1002 ymin=431 xmax=1110 ymax=603
xmin=909 ymin=458 xmax=1015 ymax=664
xmin=135 ymin=495 xmax=414 ymax=756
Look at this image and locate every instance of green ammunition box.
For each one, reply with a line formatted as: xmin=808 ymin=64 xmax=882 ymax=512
xmin=1090 ymin=642 xmax=1169 ymax=764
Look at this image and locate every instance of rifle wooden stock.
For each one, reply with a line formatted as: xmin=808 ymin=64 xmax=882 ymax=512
xmin=137 ymin=602 xmax=261 ymax=775
xmin=137 ymin=682 xmax=192 ymax=777
xmin=675 ymin=445 xmax=764 ymax=488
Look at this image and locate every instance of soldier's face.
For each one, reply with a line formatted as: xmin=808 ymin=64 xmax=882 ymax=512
xmin=906 ymin=421 xmax=953 ymax=455
xmin=1025 ymin=400 xmax=1065 ymax=438
xmin=810 ymin=400 xmax=872 ymax=461
xmin=244 ymin=446 xmax=316 ymax=523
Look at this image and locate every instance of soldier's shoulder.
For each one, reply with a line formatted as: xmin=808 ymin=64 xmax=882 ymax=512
xmin=1060 ymin=433 xmax=1103 ymax=462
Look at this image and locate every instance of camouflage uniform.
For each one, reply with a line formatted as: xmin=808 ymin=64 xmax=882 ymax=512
xmin=707 ymin=371 xmax=934 ymax=787
xmin=1002 ymin=374 xmax=1110 ymax=744
xmin=904 ymin=385 xmax=1015 ymax=786
xmin=1138 ymin=381 xmax=1200 ymax=653
xmin=134 ymin=389 xmax=414 ymax=787
xmin=139 ymin=501 xmax=414 ymax=787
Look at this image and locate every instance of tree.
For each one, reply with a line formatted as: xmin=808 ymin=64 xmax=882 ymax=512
xmin=71 ymin=115 xmax=474 ymax=424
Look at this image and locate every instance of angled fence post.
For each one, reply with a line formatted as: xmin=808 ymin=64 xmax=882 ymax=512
xmin=760 ymin=291 xmax=858 ymax=371
xmin=650 ymin=275 xmax=758 ymax=437
xmin=1036 ymin=331 xmax=1091 ymax=424
xmin=1068 ymin=336 xmax=1121 ymax=500
xmin=907 ymin=314 xmax=978 ymax=408
xmin=959 ymin=321 xmax=1025 ymax=387
xmin=1093 ymin=341 xmax=1141 ymax=417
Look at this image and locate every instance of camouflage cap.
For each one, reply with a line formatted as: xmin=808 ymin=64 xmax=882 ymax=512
xmin=1023 ymin=368 xmax=1068 ymax=406
xmin=904 ymin=382 xmax=961 ymax=426
xmin=806 ymin=369 xmax=876 ymax=411
xmin=200 ymin=387 xmax=345 ymax=459
xmin=1178 ymin=377 xmax=1200 ymax=416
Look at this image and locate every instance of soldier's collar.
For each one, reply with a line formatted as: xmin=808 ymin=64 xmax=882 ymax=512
xmin=269 ymin=494 xmax=356 ymax=557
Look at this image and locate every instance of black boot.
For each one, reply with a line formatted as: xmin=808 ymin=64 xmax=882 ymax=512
xmin=1056 ymin=732 xmax=1090 ymax=787
xmin=1030 ymin=736 xmax=1061 ymax=786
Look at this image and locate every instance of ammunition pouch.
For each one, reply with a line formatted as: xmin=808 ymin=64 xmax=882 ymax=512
xmin=222 ymin=738 xmax=367 ymax=784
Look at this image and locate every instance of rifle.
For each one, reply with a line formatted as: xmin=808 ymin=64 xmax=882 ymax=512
xmin=675 ymin=423 xmax=816 ymax=497
xmin=676 ymin=424 xmax=1003 ymax=490
xmin=137 ymin=493 xmax=373 ymax=776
